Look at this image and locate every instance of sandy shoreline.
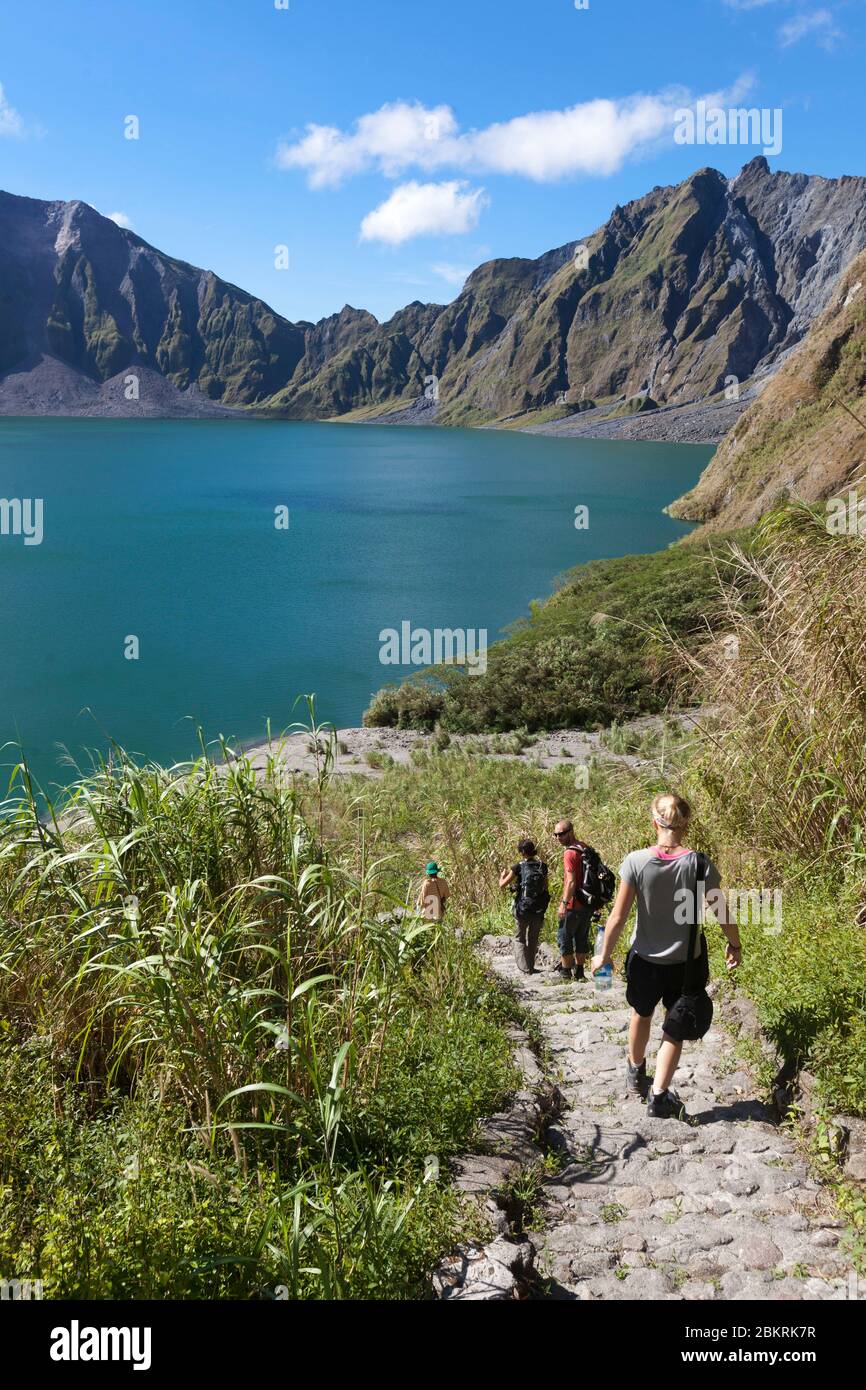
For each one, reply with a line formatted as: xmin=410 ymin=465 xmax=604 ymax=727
xmin=235 ymin=711 xmax=704 ymax=781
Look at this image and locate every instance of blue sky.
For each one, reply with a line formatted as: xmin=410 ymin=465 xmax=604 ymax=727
xmin=1 ymin=0 xmax=864 ymax=323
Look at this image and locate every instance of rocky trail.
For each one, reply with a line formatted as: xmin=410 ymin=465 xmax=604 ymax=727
xmin=455 ymin=937 xmax=857 ymax=1302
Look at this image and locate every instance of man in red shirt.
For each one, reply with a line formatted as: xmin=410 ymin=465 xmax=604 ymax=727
xmin=553 ymin=819 xmax=592 ymax=981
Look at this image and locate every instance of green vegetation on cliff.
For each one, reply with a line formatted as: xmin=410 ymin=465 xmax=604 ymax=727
xmin=364 ymin=534 xmax=748 ymax=733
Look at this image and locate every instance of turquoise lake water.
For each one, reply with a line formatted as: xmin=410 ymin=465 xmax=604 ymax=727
xmin=0 ymin=419 xmax=712 ymax=791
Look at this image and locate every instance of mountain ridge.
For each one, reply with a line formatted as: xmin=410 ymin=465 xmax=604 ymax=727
xmin=2 ymin=159 xmax=866 ymax=435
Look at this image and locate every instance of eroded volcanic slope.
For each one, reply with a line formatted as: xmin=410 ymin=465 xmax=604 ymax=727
xmin=669 ymin=248 xmax=866 ymax=532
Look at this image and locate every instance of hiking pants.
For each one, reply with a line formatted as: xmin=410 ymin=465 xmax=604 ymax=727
xmin=557 ymin=905 xmax=592 ymax=958
xmin=513 ymin=911 xmax=544 ymax=973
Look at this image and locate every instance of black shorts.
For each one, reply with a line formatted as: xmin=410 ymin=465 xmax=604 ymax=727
xmin=625 ymin=947 xmax=709 ymax=1018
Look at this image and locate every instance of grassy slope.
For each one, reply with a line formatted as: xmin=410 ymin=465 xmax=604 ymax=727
xmin=0 ymin=740 xmax=524 ymax=1299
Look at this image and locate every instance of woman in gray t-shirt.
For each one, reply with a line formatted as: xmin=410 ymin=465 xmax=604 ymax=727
xmin=591 ymin=793 xmax=741 ymax=1120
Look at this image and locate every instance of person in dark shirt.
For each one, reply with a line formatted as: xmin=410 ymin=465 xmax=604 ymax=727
xmin=499 ymin=839 xmax=550 ymax=973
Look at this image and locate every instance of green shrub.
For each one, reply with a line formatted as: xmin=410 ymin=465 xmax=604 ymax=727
xmin=364 ymin=680 xmax=445 ymax=730
xmin=363 ymin=536 xmax=749 ymax=733
xmin=364 ymin=749 xmax=395 ymax=769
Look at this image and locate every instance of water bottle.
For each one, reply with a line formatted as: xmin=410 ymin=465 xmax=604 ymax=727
xmin=593 ymin=923 xmax=613 ymax=992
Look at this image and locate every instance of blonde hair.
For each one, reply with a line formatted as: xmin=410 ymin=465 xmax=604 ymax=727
xmin=651 ymin=793 xmax=691 ymax=831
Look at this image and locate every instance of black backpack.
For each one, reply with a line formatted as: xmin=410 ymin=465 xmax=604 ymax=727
xmin=663 ymin=852 xmax=714 ymax=1042
xmin=574 ymin=842 xmax=616 ymax=913
xmin=513 ymin=860 xmax=551 ymax=915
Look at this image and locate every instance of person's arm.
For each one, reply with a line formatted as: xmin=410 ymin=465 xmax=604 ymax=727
xmin=704 ymin=886 xmax=742 ymax=970
xmin=590 ymin=881 xmax=637 ymax=971
xmin=499 ymin=867 xmax=517 ymax=890
xmin=560 ymin=852 xmax=577 ymax=916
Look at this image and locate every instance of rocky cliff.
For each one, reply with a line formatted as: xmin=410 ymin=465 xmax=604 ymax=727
xmin=263 ymin=157 xmax=866 ymax=425
xmin=0 ymin=192 xmax=307 ymax=410
xmin=2 ymin=159 xmax=865 ymax=425
xmin=669 ymin=248 xmax=866 ymax=531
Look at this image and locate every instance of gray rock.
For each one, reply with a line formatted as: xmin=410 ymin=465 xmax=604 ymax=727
xmin=434 ymin=1237 xmax=536 ymax=1301
xmin=569 ymin=1250 xmax=619 ymax=1280
xmin=688 ymin=1255 xmax=728 ymax=1280
xmin=620 ymin=1231 xmax=649 ymax=1252
xmin=722 ymin=1176 xmax=761 ymax=1196
xmin=720 ymin=1269 xmax=773 ymax=1299
xmin=683 ymin=1281 xmax=717 ymax=1301
xmin=680 ymin=1194 xmax=714 ymax=1215
xmin=615 ymin=1185 xmax=654 ymax=1211
xmin=733 ymin=1236 xmax=782 ymax=1270
xmin=831 ymin=1116 xmax=866 ymax=1181
xmin=811 ymin=1229 xmax=840 ymax=1248
xmin=605 ymin=1269 xmax=674 ymax=1300
xmin=651 ymin=1180 xmax=681 ymax=1199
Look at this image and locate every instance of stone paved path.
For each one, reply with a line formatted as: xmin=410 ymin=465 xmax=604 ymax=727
xmin=484 ymin=937 xmax=857 ymax=1301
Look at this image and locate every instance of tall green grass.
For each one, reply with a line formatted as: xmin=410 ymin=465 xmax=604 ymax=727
xmin=676 ymin=505 xmax=866 ymax=1117
xmin=0 ymin=714 xmax=518 ymax=1298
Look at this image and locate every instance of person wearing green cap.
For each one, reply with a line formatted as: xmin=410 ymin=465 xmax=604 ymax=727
xmin=417 ymin=861 xmax=450 ymax=921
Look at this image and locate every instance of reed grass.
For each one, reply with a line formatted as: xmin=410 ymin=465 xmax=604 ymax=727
xmin=0 ymin=706 xmax=517 ymax=1298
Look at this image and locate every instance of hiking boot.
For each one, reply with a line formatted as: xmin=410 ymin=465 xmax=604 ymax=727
xmin=571 ymin=964 xmax=586 ymax=983
xmin=646 ymin=1089 xmax=686 ymax=1121
xmin=552 ymin=964 xmax=572 ymax=980
xmin=626 ymin=1058 xmax=650 ymax=1099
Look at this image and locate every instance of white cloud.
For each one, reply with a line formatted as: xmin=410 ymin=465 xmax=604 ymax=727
xmin=106 ymin=211 xmax=134 ymax=229
xmin=0 ymin=82 xmax=23 ymax=137
xmin=778 ymin=8 xmax=841 ymax=48
xmin=277 ymin=79 xmax=755 ymax=189
xmin=431 ymin=262 xmax=472 ymax=288
xmin=277 ymin=103 xmax=459 ymax=189
xmin=360 ymin=181 xmax=488 ymax=246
